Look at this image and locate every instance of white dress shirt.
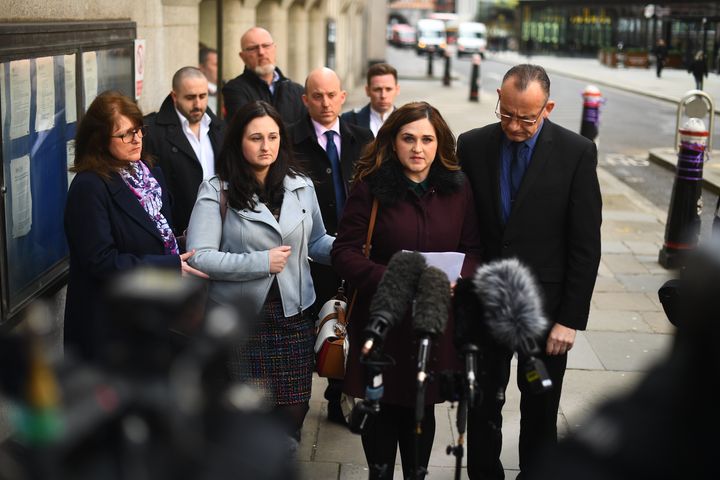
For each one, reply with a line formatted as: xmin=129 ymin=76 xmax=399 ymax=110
xmin=369 ymin=107 xmax=392 ymax=137
xmin=176 ymin=109 xmax=215 ymax=179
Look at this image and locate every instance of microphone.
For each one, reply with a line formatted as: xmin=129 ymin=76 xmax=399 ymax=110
xmin=473 ymin=258 xmax=552 ymax=394
xmin=413 ymin=266 xmax=451 ymax=428
xmin=361 ymin=251 xmax=427 ymax=357
xmin=452 ymin=277 xmax=484 ymax=407
xmin=473 ymin=258 xmax=548 ymax=354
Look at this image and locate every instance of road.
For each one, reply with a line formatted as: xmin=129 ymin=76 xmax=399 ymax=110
xmin=387 ymin=46 xmax=720 ymax=239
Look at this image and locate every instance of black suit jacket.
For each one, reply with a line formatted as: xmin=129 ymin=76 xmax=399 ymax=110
xmin=288 ymin=116 xmax=372 ymax=306
xmin=288 ymin=116 xmax=373 ymax=235
xmin=143 ymin=95 xmax=224 ymax=234
xmin=64 ymin=165 xmax=180 ymax=360
xmin=457 ymin=120 xmax=602 ymax=330
xmin=340 ymin=104 xmax=371 ymax=132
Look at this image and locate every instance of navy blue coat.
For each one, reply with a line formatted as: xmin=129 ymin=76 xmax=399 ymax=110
xmin=64 ymin=163 xmax=180 ymax=360
xmin=340 ymin=104 xmax=371 ymax=131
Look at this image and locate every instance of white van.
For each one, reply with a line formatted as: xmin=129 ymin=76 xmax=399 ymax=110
xmin=456 ymin=22 xmax=487 ymax=58
xmin=415 ymin=19 xmax=447 ymax=55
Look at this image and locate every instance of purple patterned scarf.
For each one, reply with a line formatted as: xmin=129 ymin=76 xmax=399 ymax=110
xmin=120 ymin=161 xmax=179 ymax=255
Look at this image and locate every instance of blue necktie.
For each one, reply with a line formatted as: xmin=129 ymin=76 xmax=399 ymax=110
xmin=324 ymin=130 xmax=346 ymax=220
xmin=502 ymin=142 xmax=526 ymax=224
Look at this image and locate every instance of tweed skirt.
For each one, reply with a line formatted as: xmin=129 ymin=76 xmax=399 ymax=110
xmin=227 ymin=299 xmax=314 ymax=405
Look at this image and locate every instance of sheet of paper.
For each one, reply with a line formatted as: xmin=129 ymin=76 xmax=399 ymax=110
xmin=35 ymin=56 xmax=56 ymax=132
xmin=11 ymin=155 xmax=32 ymax=238
xmin=63 ymin=54 xmax=77 ymax=123
xmin=9 ymin=59 xmax=31 ymax=139
xmin=66 ymin=140 xmax=75 ymax=189
xmin=404 ymin=250 xmax=466 ymax=282
xmin=82 ymin=51 xmax=98 ymax=108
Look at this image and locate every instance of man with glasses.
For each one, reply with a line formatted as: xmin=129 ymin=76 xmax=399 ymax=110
xmin=223 ymin=27 xmax=306 ymax=123
xmin=143 ymin=66 xmax=224 ymax=236
xmin=457 ymin=64 xmax=602 ymax=479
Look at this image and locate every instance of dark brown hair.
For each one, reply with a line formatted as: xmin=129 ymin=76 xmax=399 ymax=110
xmin=216 ymin=100 xmax=302 ymax=211
xmin=71 ymin=91 xmax=151 ymax=178
xmin=502 ymin=64 xmax=551 ymax=100
xmin=366 ymin=62 xmax=398 ymax=85
xmin=353 ymin=101 xmax=458 ymax=182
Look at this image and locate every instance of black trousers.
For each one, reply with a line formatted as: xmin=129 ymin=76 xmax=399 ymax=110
xmin=361 ymin=403 xmax=436 ymax=480
xmin=466 ymin=346 xmax=568 ymax=479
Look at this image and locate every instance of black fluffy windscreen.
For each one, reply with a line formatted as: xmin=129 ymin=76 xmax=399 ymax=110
xmin=369 ymin=251 xmax=427 ymax=328
xmin=413 ymin=266 xmax=451 ymax=337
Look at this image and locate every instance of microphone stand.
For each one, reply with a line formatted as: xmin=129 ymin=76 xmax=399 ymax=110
xmin=446 ymin=345 xmax=479 ymax=480
xmin=413 ymin=337 xmax=432 ymax=480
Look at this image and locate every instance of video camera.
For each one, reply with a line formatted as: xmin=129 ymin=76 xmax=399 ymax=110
xmin=0 ymin=267 xmax=296 ymax=480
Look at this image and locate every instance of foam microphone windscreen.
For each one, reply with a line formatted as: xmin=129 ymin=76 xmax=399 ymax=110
xmin=413 ymin=266 xmax=451 ymax=337
xmin=473 ymin=258 xmax=548 ymax=353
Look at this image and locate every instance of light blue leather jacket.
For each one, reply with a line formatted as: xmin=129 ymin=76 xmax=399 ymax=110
xmin=186 ymin=174 xmax=334 ymax=318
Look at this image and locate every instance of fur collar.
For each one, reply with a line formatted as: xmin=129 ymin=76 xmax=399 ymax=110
xmin=366 ymin=159 xmax=464 ymax=206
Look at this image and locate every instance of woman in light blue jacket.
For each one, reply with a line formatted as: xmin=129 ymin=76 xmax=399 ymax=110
xmin=186 ymin=101 xmax=333 ymax=442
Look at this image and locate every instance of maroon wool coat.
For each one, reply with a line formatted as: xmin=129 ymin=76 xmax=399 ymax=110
xmin=331 ymin=161 xmax=483 ymax=407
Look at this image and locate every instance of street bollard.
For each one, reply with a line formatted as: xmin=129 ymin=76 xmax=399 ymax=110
xmin=443 ymin=50 xmax=451 ymax=86
xmin=658 ymin=118 xmax=708 ymax=269
xmin=469 ymin=54 xmax=481 ymax=102
xmin=580 ymin=85 xmax=603 ymax=144
xmin=427 ymin=48 xmax=435 ymax=77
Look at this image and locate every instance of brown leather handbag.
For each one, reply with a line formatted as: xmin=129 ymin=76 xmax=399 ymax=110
xmin=314 ymin=198 xmax=378 ymax=379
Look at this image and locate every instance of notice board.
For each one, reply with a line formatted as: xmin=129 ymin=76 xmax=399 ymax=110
xmin=0 ymin=21 xmax=136 ymax=328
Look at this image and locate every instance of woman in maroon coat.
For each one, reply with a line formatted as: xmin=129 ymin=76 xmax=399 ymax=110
xmin=332 ymin=101 xmax=482 ymax=479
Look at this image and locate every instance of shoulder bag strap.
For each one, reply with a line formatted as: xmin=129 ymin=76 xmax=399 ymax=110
xmin=345 ymin=197 xmax=379 ymax=323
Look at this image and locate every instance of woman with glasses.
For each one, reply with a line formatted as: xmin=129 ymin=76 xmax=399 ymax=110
xmin=64 ymin=90 xmax=207 ymax=361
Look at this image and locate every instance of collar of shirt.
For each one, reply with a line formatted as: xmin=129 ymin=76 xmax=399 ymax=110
xmin=502 ymin=118 xmax=544 ymax=157
xmin=268 ymin=69 xmax=281 ymax=95
xmin=175 ymin=108 xmax=212 ymax=133
xmin=369 ymin=107 xmax=393 ymax=136
xmin=312 ymin=118 xmax=341 ymax=155
xmin=404 ymin=176 xmax=429 ymax=197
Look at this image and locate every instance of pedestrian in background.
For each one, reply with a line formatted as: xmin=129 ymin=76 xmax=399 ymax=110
xmin=223 ymin=27 xmax=306 ymax=124
xmin=198 ymin=45 xmax=219 ymax=113
xmin=64 ymin=91 xmax=207 ymax=362
xmin=341 ymin=62 xmax=401 ymax=137
xmin=689 ymin=50 xmax=709 ymax=90
xmin=653 ymin=38 xmax=668 ymax=78
xmin=457 ymin=64 xmax=602 ymax=479
xmin=186 ymin=101 xmax=334 ymax=445
xmin=332 ymin=101 xmax=482 ymax=479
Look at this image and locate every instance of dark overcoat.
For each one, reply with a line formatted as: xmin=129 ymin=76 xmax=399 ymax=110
xmin=340 ymin=104 xmax=371 ymax=131
xmin=289 ymin=116 xmax=373 ymax=306
xmin=142 ymin=94 xmax=224 ymax=235
xmin=222 ymin=67 xmax=306 ymax=124
xmin=64 ymin=164 xmax=180 ymax=361
xmin=331 ymin=160 xmax=483 ymax=406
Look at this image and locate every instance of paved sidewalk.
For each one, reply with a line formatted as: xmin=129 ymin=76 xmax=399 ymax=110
xmin=298 ymin=62 xmax=678 ymax=479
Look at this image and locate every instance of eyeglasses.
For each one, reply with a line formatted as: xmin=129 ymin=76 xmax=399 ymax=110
xmin=111 ymin=126 xmax=146 ymax=143
xmin=243 ymin=42 xmax=274 ymax=54
xmin=495 ymin=98 xmax=548 ymax=126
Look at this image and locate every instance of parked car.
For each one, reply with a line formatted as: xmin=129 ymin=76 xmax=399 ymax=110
xmin=389 ymin=24 xmax=416 ymax=48
xmin=415 ymin=18 xmax=446 ymax=56
xmin=456 ymin=22 xmax=487 ymax=58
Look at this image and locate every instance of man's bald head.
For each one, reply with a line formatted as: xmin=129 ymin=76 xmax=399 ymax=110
xmin=239 ymin=27 xmax=276 ymax=82
xmin=302 ymin=68 xmax=347 ymax=128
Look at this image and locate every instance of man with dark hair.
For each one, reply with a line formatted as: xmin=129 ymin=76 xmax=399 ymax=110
xmin=143 ymin=66 xmax=224 ymax=235
xmin=457 ymin=64 xmax=602 ymax=479
xmin=199 ymin=45 xmax=219 ymax=113
xmin=222 ymin=27 xmax=306 ymax=123
xmin=288 ymin=67 xmax=373 ymax=425
xmin=341 ymin=62 xmax=400 ymax=137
